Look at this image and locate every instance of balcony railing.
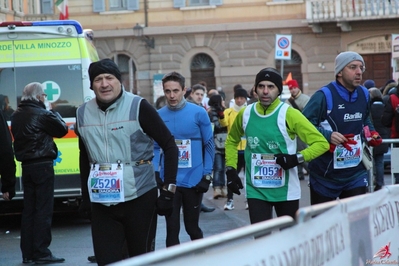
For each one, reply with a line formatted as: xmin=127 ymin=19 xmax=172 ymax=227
xmin=306 ymin=0 xmax=399 ymax=32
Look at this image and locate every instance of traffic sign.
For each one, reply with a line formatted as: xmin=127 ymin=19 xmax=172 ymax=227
xmin=275 ymin=34 xmax=292 ymax=60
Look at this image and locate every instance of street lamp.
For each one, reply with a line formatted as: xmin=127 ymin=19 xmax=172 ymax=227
xmin=133 ymin=23 xmax=155 ymax=49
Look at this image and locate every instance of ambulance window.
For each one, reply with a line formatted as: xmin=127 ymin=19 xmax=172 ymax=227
xmin=13 ymin=64 xmax=84 ymax=118
xmin=0 ymin=68 xmax=18 ymax=121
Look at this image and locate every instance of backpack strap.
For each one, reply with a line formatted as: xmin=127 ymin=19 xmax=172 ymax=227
xmin=320 ymin=84 xmax=333 ymax=116
xmin=320 ymin=83 xmax=370 ymax=117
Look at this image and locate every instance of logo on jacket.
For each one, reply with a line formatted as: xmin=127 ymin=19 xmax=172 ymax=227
xmin=343 ymin=112 xmax=362 ymax=122
xmin=247 ymin=136 xmax=260 ymax=149
xmin=111 ymin=126 xmax=124 ymax=131
xmin=338 ymin=104 xmax=345 ymax=109
xmin=267 ymin=141 xmax=279 ymax=150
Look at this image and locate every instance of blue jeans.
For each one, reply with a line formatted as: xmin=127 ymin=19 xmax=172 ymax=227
xmin=212 ymin=152 xmax=225 ymax=187
xmin=20 ymin=161 xmax=54 ymax=260
xmin=373 ymin=154 xmax=384 ymax=187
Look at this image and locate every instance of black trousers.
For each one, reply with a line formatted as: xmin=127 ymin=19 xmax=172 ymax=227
xmin=91 ymin=188 xmax=158 ymax=266
xmin=247 ymin=198 xmax=299 ymax=224
xmin=310 ymin=185 xmax=367 ymax=205
xmin=165 ymin=187 xmax=203 ymax=247
xmin=20 ymin=161 xmax=54 ymax=260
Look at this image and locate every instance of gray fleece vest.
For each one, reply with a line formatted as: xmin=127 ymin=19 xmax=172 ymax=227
xmin=76 ymin=92 xmax=155 ymax=205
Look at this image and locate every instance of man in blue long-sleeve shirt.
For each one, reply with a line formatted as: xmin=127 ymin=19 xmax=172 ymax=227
xmin=153 ymin=71 xmax=215 ymax=247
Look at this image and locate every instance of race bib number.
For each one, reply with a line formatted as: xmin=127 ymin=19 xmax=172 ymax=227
xmin=333 ymin=134 xmax=362 ymax=169
xmin=88 ymin=163 xmax=124 ymax=203
xmin=251 ymin=153 xmax=284 ymax=188
xmin=176 ymin=139 xmax=192 ymax=168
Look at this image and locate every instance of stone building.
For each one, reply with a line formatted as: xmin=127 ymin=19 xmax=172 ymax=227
xmin=14 ymin=0 xmax=399 ymax=103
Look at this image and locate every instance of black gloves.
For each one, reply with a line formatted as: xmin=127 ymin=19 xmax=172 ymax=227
xmin=156 ymin=189 xmax=174 ymax=217
xmin=226 ymin=168 xmax=243 ymax=195
xmin=274 ymin=154 xmax=300 ymax=170
xmin=78 ymin=199 xmax=92 ymax=220
xmin=195 ymin=175 xmax=212 ymax=193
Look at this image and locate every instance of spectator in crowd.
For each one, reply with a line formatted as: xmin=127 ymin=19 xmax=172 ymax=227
xmin=381 ymin=79 xmax=397 ymax=96
xmin=0 ymin=94 xmax=14 ymax=121
xmin=285 ymin=79 xmax=310 ymax=180
xmin=225 ymin=67 xmax=329 ymax=223
xmin=368 ymin=87 xmax=389 ymax=191
xmin=185 ymin=83 xmax=216 ymax=212
xmin=187 ymin=84 xmax=206 ymax=106
xmin=0 ymin=109 xmax=16 ymax=202
xmin=220 ymin=88 xmax=248 ymax=210
xmin=208 ymin=94 xmax=228 ymax=199
xmin=76 ymin=59 xmax=178 ymax=266
xmin=302 ymin=51 xmax=382 ymax=205
xmin=229 ymin=84 xmax=248 ymax=108
xmin=247 ymin=86 xmax=258 ymax=105
xmin=381 ymin=81 xmax=399 ymax=184
xmin=11 ymin=82 xmax=68 ymax=264
xmin=154 ymin=71 xmax=215 ymax=247
xmin=155 ymin=95 xmax=167 ymax=110
xmin=363 ymin=79 xmax=375 ymax=90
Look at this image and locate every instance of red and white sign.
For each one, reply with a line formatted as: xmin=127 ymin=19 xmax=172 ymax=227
xmin=275 ymin=34 xmax=292 ymax=60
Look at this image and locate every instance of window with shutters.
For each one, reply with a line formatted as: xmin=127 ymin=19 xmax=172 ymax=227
xmin=41 ymin=0 xmax=53 ymax=14
xmin=174 ymin=0 xmax=222 ymax=8
xmin=190 ymin=0 xmax=210 ymax=6
xmin=110 ymin=0 xmax=126 ymax=10
xmin=93 ymin=0 xmax=139 ymax=12
xmin=0 ymin=0 xmax=9 ymax=9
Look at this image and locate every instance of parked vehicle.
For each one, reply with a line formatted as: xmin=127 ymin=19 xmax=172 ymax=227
xmin=0 ymin=20 xmax=99 ymax=213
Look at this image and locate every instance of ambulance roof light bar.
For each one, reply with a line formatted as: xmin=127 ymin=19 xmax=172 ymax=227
xmin=0 ymin=20 xmax=83 ymax=34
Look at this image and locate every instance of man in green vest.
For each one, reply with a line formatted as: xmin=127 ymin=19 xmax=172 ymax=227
xmin=224 ymin=67 xmax=329 ymax=224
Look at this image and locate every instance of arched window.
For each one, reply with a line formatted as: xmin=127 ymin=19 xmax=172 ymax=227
xmin=190 ymin=53 xmax=216 ymax=90
xmin=112 ymin=54 xmax=137 ymax=93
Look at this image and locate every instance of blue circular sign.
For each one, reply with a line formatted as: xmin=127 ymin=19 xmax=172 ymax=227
xmin=278 ymin=37 xmax=290 ymax=49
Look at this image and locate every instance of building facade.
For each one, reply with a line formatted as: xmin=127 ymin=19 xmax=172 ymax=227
xmin=15 ymin=0 xmax=399 ymax=103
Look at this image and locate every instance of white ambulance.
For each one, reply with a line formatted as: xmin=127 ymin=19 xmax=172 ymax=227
xmin=0 ymin=20 xmax=99 ymax=213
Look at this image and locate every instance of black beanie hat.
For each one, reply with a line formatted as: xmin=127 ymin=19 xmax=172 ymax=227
xmin=88 ymin=59 xmax=122 ymax=90
xmin=254 ymin=68 xmax=283 ymax=95
xmin=234 ymin=88 xmax=249 ymax=99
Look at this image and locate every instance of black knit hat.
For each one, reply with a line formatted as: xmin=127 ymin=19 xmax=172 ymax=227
xmin=254 ymin=68 xmax=283 ymax=95
xmin=234 ymin=88 xmax=248 ymax=99
xmin=88 ymin=59 xmax=122 ymax=90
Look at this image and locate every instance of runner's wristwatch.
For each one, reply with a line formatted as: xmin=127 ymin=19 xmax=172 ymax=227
xmin=204 ymin=174 xmax=213 ymax=182
xmin=297 ymin=154 xmax=304 ymax=164
xmin=163 ymin=184 xmax=176 ymax=194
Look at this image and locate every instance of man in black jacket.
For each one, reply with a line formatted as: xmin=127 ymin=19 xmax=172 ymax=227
xmin=11 ymin=82 xmax=68 ymax=264
xmin=0 ymin=110 xmax=16 ymax=201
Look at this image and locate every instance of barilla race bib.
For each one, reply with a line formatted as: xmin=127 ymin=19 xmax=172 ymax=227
xmin=251 ymin=153 xmax=284 ymax=188
xmin=333 ymin=134 xmax=362 ymax=169
xmin=88 ymin=163 xmax=124 ymax=203
xmin=176 ymin=139 xmax=192 ymax=168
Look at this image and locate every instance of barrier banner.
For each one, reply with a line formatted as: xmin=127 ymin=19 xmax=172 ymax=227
xmin=154 ymin=186 xmax=399 ymax=266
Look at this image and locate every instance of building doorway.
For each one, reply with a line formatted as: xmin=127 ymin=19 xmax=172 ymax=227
xmin=362 ymin=53 xmax=391 ymax=89
xmin=276 ymin=50 xmax=303 ymax=90
xmin=190 ymin=53 xmax=216 ymax=90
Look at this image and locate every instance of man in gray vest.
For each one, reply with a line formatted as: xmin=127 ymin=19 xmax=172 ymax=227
xmin=76 ymin=59 xmax=178 ymax=266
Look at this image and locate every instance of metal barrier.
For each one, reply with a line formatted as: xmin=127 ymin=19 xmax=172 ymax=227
xmin=108 ymin=139 xmax=399 ymax=266
xmin=379 ymin=138 xmax=399 ymax=187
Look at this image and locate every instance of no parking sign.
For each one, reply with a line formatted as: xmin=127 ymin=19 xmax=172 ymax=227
xmin=275 ymin=34 xmax=292 ymax=60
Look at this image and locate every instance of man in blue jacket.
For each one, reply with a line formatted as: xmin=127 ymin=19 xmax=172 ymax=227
xmin=303 ymin=51 xmax=382 ymax=205
xmin=154 ymin=71 xmax=215 ymax=247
